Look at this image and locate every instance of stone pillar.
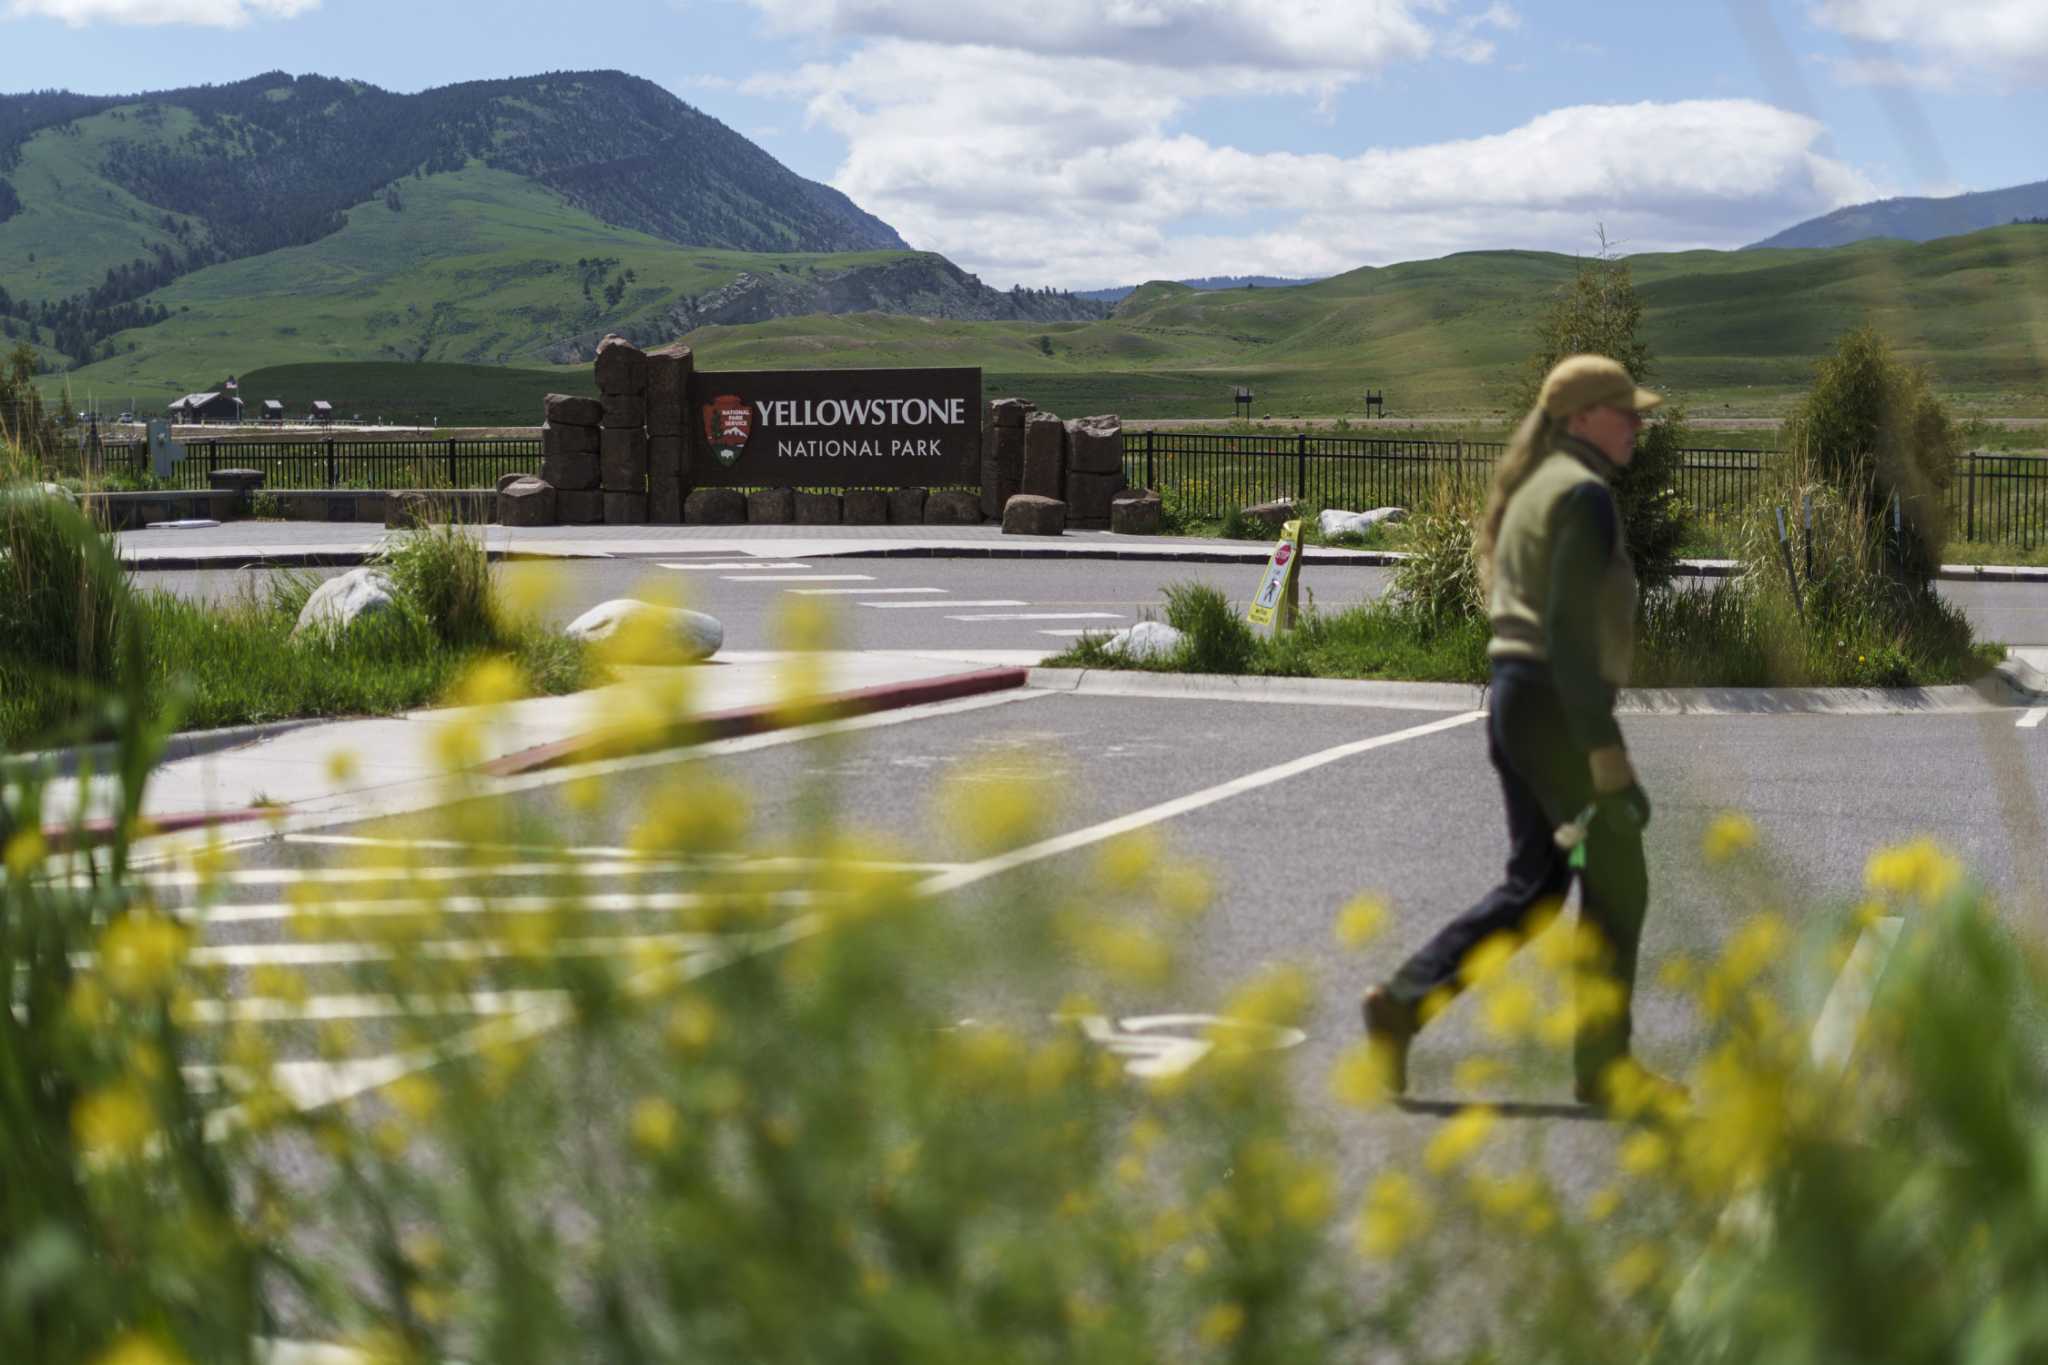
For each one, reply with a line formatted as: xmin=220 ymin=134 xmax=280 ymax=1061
xmin=540 ymin=394 xmax=603 ymax=516
xmin=1064 ymin=414 xmax=1126 ymax=529
xmin=646 ymin=343 xmax=693 ymax=523
xmin=1021 ymin=411 xmax=1066 ymax=501
xmin=595 ymin=334 xmax=649 ymax=525
xmin=982 ymin=397 xmax=1031 ymax=518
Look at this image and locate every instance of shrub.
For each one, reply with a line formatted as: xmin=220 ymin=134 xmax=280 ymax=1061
xmin=1782 ymin=325 xmax=1961 ymax=587
xmin=1162 ymin=580 xmax=1258 ymax=673
xmin=0 ymin=455 xmax=132 ymax=740
xmin=1389 ymin=479 xmax=1484 ymax=626
xmin=375 ymin=519 xmax=497 ymax=648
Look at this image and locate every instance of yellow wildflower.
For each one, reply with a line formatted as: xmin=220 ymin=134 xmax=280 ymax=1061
xmin=385 ymin=1073 xmax=441 ymax=1122
xmin=4 ymin=828 xmax=45 ymax=878
xmin=1458 ymin=931 xmax=1519 ymax=989
xmin=74 ymin=1083 xmax=156 ymax=1161
xmin=1225 ymin=965 xmax=1311 ymax=1029
xmin=1608 ymin=1243 xmax=1664 ymax=1297
xmin=1702 ymin=810 xmax=1758 ymax=863
xmin=1865 ymin=837 xmax=1963 ymax=905
xmin=1424 ymin=1105 xmax=1498 ymax=1174
xmin=1331 ymin=1042 xmax=1397 ymax=1108
xmin=1334 ymin=894 xmax=1390 ymax=949
xmin=631 ymin=1097 xmax=681 ymax=1154
xmin=1453 ymin=1055 xmax=1507 ymax=1092
xmin=1156 ymin=863 xmax=1214 ymax=919
xmin=1095 ymin=830 xmax=1162 ymax=890
xmin=1480 ymin=980 xmax=1538 ymax=1041
xmin=1283 ymin=1166 xmax=1336 ymax=1225
xmin=1198 ymin=1303 xmax=1246 ymax=1346
xmin=1585 ymin=1186 xmax=1622 ymax=1222
xmin=93 ymin=1333 xmax=190 ymax=1365
xmin=665 ymin=996 xmax=719 ymax=1054
xmin=456 ymin=656 xmax=524 ymax=708
xmin=99 ymin=912 xmax=191 ymax=999
xmin=1356 ymin=1171 xmax=1432 ymax=1258
xmin=1619 ymin=1130 xmax=1670 ymax=1176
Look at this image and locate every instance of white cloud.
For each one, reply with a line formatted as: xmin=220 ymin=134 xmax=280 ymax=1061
xmin=1809 ymin=0 xmax=2048 ymax=85
xmin=5 ymin=0 xmax=313 ymax=24
xmin=754 ymin=36 xmax=1874 ymax=287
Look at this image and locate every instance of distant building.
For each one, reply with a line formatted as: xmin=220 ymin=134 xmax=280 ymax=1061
xmin=310 ymin=400 xmax=334 ymax=423
xmin=168 ymin=392 xmax=244 ymax=423
xmin=262 ymin=399 xmax=285 ymax=421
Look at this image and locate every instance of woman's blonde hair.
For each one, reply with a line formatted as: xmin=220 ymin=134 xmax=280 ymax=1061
xmin=1473 ymin=403 xmax=1559 ymax=593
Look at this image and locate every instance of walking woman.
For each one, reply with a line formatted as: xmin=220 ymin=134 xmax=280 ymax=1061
xmin=1361 ymin=354 xmax=1681 ymax=1113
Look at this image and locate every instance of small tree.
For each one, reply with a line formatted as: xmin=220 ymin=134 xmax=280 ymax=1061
xmin=1515 ymin=238 xmax=1689 ymax=591
xmin=1781 ymin=325 xmax=1959 ymax=589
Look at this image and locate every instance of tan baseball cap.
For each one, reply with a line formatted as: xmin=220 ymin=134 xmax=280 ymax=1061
xmin=1539 ymin=355 xmax=1663 ymax=418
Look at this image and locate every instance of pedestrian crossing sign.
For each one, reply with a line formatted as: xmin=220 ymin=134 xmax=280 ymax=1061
xmin=1246 ymin=519 xmax=1303 ymax=629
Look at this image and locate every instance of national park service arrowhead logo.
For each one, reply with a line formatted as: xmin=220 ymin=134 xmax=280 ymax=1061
xmin=703 ymin=393 xmax=752 ymax=468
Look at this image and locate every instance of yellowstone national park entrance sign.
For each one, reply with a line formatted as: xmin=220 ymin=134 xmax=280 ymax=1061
xmin=691 ymin=366 xmax=982 ymax=487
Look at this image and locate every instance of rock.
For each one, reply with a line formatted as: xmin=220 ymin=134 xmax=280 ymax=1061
xmin=746 ymin=487 xmax=795 ymax=523
xmin=889 ymin=487 xmax=927 ymax=523
xmin=557 ymin=489 xmax=605 ymax=525
xmin=1064 ymin=414 xmax=1123 ymax=475
xmin=1242 ymin=498 xmax=1297 ymax=529
xmin=1066 ymin=468 xmax=1125 ymax=524
xmin=924 ymin=489 xmax=982 ymax=525
xmin=542 ymin=451 xmax=600 ymax=492
xmin=649 ymin=478 xmax=684 ymax=525
xmin=498 ymin=477 xmax=556 ymax=527
xmin=293 ymin=567 xmax=397 ymax=638
xmin=649 ymin=435 xmax=686 ymax=481
xmin=1102 ymin=620 xmax=1185 ymax=662
xmin=600 ymin=393 xmax=647 ymax=430
xmin=494 ymin=471 xmax=526 ymax=494
xmin=600 ymin=428 xmax=649 ymax=489
xmin=543 ymin=393 xmax=604 ymax=427
xmin=604 ymin=492 xmax=647 ymax=525
xmin=795 ymin=490 xmax=842 ymax=525
xmin=980 ymin=444 xmax=1022 ymax=519
xmin=542 ymin=421 xmax=600 ymax=458
xmin=385 ymin=491 xmax=434 ymax=529
xmin=685 ymin=488 xmax=748 ymax=525
xmin=565 ymin=599 xmax=722 ymax=664
xmin=843 ymin=488 xmax=889 ymax=525
xmin=1111 ymin=488 xmax=1163 ymax=536
xmin=646 ymin=345 xmax=692 ymax=401
xmin=593 ymin=335 xmax=647 ymax=395
xmin=1002 ymin=494 xmax=1065 ymax=536
xmin=1317 ymin=507 xmax=1407 ymax=539
xmin=1022 ymin=412 xmax=1065 ymax=499
xmin=989 ymin=397 xmax=1035 ymax=428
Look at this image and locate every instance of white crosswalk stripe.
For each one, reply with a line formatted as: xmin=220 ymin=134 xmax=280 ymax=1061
xmin=863 ymin=599 xmax=1025 ymax=609
xmin=791 ymin=587 xmax=945 ymax=595
xmin=661 ymin=562 xmax=812 ymax=570
xmin=948 ymin=612 xmax=1125 ymax=622
xmin=720 ymin=574 xmax=874 ymax=583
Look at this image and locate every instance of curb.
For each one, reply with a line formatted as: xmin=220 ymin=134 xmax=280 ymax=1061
xmin=1028 ymin=666 xmax=2038 ymax=717
xmin=478 ymin=666 xmax=1032 ymax=776
xmin=821 ymin=544 xmax=1400 ymax=566
xmin=14 ymin=717 xmax=326 ymax=779
xmin=44 ymin=806 xmax=275 ymax=852
xmin=118 ymin=547 xmax=610 ymax=571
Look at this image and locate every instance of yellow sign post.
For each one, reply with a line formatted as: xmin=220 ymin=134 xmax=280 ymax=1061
xmin=1246 ymin=518 xmax=1303 ymax=631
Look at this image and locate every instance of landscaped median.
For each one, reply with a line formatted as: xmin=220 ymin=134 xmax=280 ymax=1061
xmin=1 ymin=462 xmax=596 ymax=755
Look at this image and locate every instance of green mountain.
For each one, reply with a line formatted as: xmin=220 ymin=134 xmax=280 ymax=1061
xmin=1748 ymin=178 xmax=2048 ymax=250
xmin=0 ymin=69 xmax=912 ymax=365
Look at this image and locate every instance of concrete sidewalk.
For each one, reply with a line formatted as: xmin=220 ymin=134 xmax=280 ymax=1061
xmin=113 ymin=519 xmax=2048 ymax=582
xmin=32 ymin=649 xmax=1043 ymax=838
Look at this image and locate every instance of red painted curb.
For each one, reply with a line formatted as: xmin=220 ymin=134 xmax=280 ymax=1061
xmin=480 ymin=666 xmax=1032 ymax=778
xmin=43 ymin=807 xmax=276 ymax=852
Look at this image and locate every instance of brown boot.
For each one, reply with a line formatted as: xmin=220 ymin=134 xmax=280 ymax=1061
xmin=1359 ymin=985 xmax=1416 ymax=1098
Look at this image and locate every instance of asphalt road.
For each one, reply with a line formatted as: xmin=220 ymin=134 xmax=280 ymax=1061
xmin=135 ymin=553 xmax=2048 ymax=651
xmin=130 ymin=679 xmax=2046 ymax=1320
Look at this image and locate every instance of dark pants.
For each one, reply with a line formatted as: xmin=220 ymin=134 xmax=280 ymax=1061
xmin=1387 ymin=660 xmax=1646 ymax=1088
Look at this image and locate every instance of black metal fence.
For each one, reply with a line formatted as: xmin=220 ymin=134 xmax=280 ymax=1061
xmin=1123 ymin=432 xmax=2045 ymax=550
xmin=102 ymin=437 xmax=541 ymax=492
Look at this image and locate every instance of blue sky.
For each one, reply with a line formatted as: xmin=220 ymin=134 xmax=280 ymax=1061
xmin=3 ymin=0 xmax=2044 ymax=288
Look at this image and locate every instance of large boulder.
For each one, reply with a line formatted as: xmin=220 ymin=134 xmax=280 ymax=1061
xmin=1065 ymin=414 xmax=1123 ymax=475
xmin=1111 ymin=488 xmax=1163 ymax=536
xmin=843 ymin=488 xmax=889 ymax=525
xmin=1317 ymin=507 xmax=1407 ymax=538
xmin=1242 ymin=498 xmax=1297 ymax=530
xmin=600 ymin=428 xmax=649 ymax=489
xmin=1021 ymin=412 xmax=1065 ymax=499
xmin=795 ymin=490 xmax=842 ymax=525
xmin=889 ymin=487 xmax=927 ymax=524
xmin=600 ymin=393 xmax=647 ymax=430
xmin=649 ymin=435 xmax=687 ymax=482
xmin=293 ymin=568 xmax=398 ymax=638
xmin=747 ymin=487 xmax=795 ymax=523
xmin=988 ymin=397 xmax=1035 ymax=428
xmin=1102 ymin=620 xmax=1185 ymax=662
xmin=565 ymin=599 xmax=722 ymax=664
xmin=1002 ymin=494 xmax=1065 ymax=536
xmin=494 ymin=471 xmax=526 ymax=494
xmin=557 ymin=489 xmax=605 ymax=525
xmin=498 ymin=477 xmax=556 ymax=527
xmin=924 ymin=490 xmax=982 ymax=525
xmin=685 ymin=488 xmax=748 ymax=525
xmin=604 ymin=492 xmax=648 ymax=525
xmin=543 ymin=393 xmax=604 ymax=427
xmin=1066 ymin=469 xmax=1125 ymax=526
xmin=649 ymin=478 xmax=684 ymax=525
xmin=593 ymin=335 xmax=647 ymax=395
